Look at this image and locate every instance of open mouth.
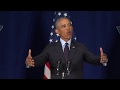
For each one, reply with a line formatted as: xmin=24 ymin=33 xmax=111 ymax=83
xmin=67 ymin=31 xmax=71 ymax=35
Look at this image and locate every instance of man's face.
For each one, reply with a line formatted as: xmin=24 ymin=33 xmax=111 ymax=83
xmin=55 ymin=18 xmax=73 ymax=41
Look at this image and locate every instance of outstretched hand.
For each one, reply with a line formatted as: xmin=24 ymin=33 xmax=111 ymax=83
xmin=25 ymin=49 xmax=35 ymax=67
xmin=100 ymin=47 xmax=108 ymax=64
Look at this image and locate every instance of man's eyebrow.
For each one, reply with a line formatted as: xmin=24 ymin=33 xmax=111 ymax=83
xmin=61 ymin=24 xmax=65 ymax=26
xmin=68 ymin=22 xmax=72 ymax=24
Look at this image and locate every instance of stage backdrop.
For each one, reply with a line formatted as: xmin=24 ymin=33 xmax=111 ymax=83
xmin=0 ymin=11 xmax=120 ymax=79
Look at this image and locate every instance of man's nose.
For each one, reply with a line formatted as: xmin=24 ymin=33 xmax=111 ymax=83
xmin=66 ymin=25 xmax=70 ymax=30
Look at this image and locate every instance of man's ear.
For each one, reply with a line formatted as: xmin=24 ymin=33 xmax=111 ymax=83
xmin=55 ymin=29 xmax=59 ymax=34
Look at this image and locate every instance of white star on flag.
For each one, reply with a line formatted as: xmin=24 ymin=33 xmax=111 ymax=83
xmin=50 ymin=32 xmax=53 ymax=36
xmin=51 ymin=25 xmax=54 ymax=29
xmin=55 ymin=40 xmax=58 ymax=42
xmin=58 ymin=12 xmax=61 ymax=16
xmin=49 ymin=39 xmax=53 ymax=43
xmin=74 ymin=37 xmax=77 ymax=40
xmin=56 ymin=34 xmax=60 ymax=37
xmin=53 ymin=19 xmax=55 ymax=22
xmin=64 ymin=13 xmax=67 ymax=16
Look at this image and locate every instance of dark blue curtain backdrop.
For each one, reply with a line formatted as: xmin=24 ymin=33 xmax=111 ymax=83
xmin=0 ymin=11 xmax=120 ymax=79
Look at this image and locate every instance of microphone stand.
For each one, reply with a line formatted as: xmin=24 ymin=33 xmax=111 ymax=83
xmin=56 ymin=61 xmax=60 ymax=78
xmin=56 ymin=60 xmax=71 ymax=79
xmin=61 ymin=61 xmax=70 ymax=79
xmin=62 ymin=72 xmax=65 ymax=79
xmin=66 ymin=61 xmax=70 ymax=76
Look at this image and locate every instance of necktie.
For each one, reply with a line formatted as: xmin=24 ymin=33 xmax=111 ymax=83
xmin=64 ymin=43 xmax=69 ymax=61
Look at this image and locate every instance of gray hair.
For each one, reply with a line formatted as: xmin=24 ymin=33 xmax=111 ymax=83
xmin=55 ymin=17 xmax=71 ymax=29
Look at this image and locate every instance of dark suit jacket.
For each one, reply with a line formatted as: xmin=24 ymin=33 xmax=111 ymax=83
xmin=33 ymin=40 xmax=102 ymax=79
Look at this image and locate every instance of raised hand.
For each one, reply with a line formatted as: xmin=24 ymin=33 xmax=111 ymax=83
xmin=100 ymin=47 xmax=108 ymax=64
xmin=25 ymin=49 xmax=35 ymax=67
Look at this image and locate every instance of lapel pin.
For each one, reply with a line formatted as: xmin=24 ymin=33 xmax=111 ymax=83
xmin=72 ymin=46 xmax=75 ymax=48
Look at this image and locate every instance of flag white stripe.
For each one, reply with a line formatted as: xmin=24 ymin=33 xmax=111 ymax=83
xmin=44 ymin=64 xmax=51 ymax=79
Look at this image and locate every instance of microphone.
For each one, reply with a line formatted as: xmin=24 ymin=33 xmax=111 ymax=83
xmin=67 ymin=60 xmax=70 ymax=76
xmin=56 ymin=61 xmax=60 ymax=76
xmin=67 ymin=61 xmax=70 ymax=71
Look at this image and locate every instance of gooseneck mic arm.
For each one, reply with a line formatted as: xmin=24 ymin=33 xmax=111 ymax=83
xmin=56 ymin=61 xmax=60 ymax=76
xmin=67 ymin=61 xmax=70 ymax=76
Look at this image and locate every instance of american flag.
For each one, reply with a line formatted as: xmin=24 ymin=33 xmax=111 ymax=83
xmin=43 ymin=11 xmax=77 ymax=79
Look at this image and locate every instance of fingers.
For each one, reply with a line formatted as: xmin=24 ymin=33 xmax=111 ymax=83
xmin=26 ymin=57 xmax=35 ymax=67
xmin=102 ymin=53 xmax=107 ymax=59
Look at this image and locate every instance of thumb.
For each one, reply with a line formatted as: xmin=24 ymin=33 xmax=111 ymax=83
xmin=28 ymin=49 xmax=32 ymax=57
xmin=100 ymin=47 xmax=103 ymax=56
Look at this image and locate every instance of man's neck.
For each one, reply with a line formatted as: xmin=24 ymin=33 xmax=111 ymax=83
xmin=60 ymin=38 xmax=71 ymax=44
xmin=60 ymin=38 xmax=71 ymax=42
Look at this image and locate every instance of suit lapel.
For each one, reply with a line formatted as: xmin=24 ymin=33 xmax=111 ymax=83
xmin=54 ymin=41 xmax=65 ymax=64
xmin=69 ymin=40 xmax=76 ymax=63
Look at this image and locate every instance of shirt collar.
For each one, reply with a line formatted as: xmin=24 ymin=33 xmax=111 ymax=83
xmin=60 ymin=38 xmax=71 ymax=47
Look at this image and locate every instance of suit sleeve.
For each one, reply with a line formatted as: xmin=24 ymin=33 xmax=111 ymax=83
xmin=32 ymin=45 xmax=50 ymax=67
xmin=83 ymin=45 xmax=102 ymax=65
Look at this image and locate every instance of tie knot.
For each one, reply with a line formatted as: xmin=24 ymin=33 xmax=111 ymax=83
xmin=64 ymin=43 xmax=69 ymax=51
xmin=65 ymin=43 xmax=68 ymax=46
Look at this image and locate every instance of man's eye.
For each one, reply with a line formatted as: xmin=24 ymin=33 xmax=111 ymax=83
xmin=69 ymin=24 xmax=72 ymax=26
xmin=62 ymin=25 xmax=65 ymax=28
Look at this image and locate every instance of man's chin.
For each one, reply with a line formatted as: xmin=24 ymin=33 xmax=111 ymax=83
xmin=68 ymin=36 xmax=72 ymax=39
xmin=67 ymin=37 xmax=72 ymax=40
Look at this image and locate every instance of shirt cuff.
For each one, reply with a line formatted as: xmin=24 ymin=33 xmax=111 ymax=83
xmin=26 ymin=65 xmax=30 ymax=68
xmin=102 ymin=63 xmax=107 ymax=66
xmin=25 ymin=61 xmax=30 ymax=68
xmin=102 ymin=59 xmax=108 ymax=66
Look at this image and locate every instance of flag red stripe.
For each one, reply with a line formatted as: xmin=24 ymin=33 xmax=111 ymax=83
xmin=46 ymin=62 xmax=50 ymax=69
xmin=44 ymin=61 xmax=51 ymax=79
xmin=43 ymin=75 xmax=48 ymax=79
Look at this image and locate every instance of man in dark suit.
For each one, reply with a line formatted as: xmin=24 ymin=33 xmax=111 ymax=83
xmin=25 ymin=17 xmax=108 ymax=79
